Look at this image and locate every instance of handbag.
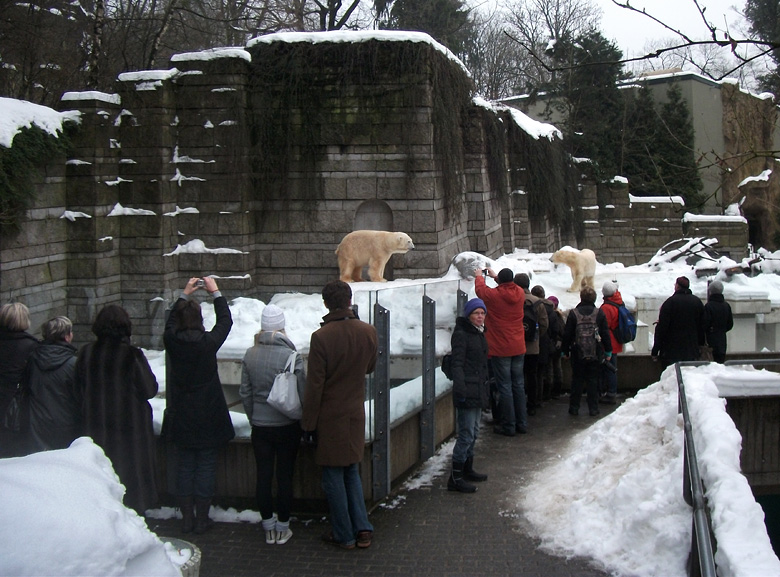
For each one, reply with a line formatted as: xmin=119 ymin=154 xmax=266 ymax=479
xmin=267 ymin=351 xmax=302 ymax=420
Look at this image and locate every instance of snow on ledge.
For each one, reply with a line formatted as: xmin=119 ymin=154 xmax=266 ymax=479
xmin=163 ymin=239 xmax=247 ymax=256
xmin=118 ymin=69 xmax=180 ymax=83
xmin=473 ymin=96 xmax=562 ymax=141
xmin=0 ymin=97 xmax=80 ymax=148
xmin=682 ymin=212 xmax=747 ymax=224
xmin=712 ymin=366 xmax=780 ymax=397
xmin=107 ymin=203 xmax=156 ymax=217
xmin=738 ymin=169 xmax=772 ymax=188
xmin=61 ymin=91 xmax=121 ymax=105
xmin=171 ymin=47 xmax=251 ymax=63
xmin=247 ymin=30 xmax=469 ymax=76
xmin=629 ymin=193 xmax=685 ymax=205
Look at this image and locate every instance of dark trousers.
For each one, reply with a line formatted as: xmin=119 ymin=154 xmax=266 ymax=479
xmin=569 ymin=359 xmax=600 ymax=415
xmin=524 ymin=354 xmax=539 ymax=408
xmin=177 ymin=446 xmax=219 ymax=498
xmin=251 ymin=422 xmax=301 ymax=523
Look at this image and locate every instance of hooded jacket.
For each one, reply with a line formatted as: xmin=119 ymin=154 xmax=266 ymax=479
xmin=240 ymin=330 xmax=306 ymax=427
xmin=27 ymin=341 xmax=79 ymax=451
xmin=600 ymin=290 xmax=625 ymax=355
xmin=474 ymin=275 xmax=526 ymax=357
xmin=703 ymin=293 xmax=733 ymax=356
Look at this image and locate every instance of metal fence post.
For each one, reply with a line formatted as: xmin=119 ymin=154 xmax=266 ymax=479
xmin=372 ymin=303 xmax=391 ymax=503
xmin=420 ymin=295 xmax=436 ymax=461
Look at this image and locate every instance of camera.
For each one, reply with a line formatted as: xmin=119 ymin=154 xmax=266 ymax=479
xmin=482 ymin=268 xmax=489 ymax=275
xmin=601 ymin=356 xmax=617 ymax=373
xmin=195 ymin=279 xmax=205 ymax=287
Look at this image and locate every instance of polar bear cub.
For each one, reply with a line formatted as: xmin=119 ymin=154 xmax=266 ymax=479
xmin=551 ymin=247 xmax=596 ymax=292
xmin=336 ymin=230 xmax=415 ymax=282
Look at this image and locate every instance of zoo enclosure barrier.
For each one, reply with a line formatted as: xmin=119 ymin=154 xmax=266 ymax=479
xmin=674 ymin=361 xmax=716 ymax=577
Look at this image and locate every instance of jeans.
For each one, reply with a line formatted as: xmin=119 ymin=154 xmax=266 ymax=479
xmin=490 ymin=355 xmax=526 ymax=431
xmin=600 ymin=354 xmax=618 ymax=396
xmin=251 ymin=422 xmax=301 ymax=523
xmin=570 ymin=359 xmax=600 ymax=415
xmin=452 ymin=406 xmax=481 ymax=463
xmin=177 ymin=446 xmax=218 ymax=498
xmin=524 ymin=354 xmax=539 ymax=409
xmin=321 ymin=463 xmax=373 ymax=545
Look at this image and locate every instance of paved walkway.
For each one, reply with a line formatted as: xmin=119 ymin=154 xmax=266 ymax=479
xmin=149 ymin=396 xmax=618 ymax=577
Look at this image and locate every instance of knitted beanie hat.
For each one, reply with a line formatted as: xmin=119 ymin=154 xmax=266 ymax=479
xmin=463 ymin=298 xmax=487 ymax=318
xmin=676 ymin=276 xmax=690 ymax=290
xmin=602 ymin=280 xmax=618 ymax=297
xmin=261 ymin=304 xmax=285 ymax=332
xmin=708 ymin=280 xmax=724 ymax=295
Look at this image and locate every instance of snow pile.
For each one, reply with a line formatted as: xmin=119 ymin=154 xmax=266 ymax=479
xmin=0 ymin=438 xmax=180 ymax=577
xmin=0 ymin=97 xmax=80 ymax=148
xmin=520 ymin=365 xmax=780 ymax=577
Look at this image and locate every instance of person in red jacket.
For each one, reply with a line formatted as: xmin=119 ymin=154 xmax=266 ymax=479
xmin=474 ymin=267 xmax=527 ymax=436
xmin=599 ymin=281 xmax=623 ymax=404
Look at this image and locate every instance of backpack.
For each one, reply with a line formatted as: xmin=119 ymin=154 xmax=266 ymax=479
xmin=523 ymin=299 xmax=538 ymax=343
xmin=441 ymin=353 xmax=453 ymax=380
xmin=572 ymin=308 xmax=601 ymax=361
xmin=603 ymin=301 xmax=637 ymax=344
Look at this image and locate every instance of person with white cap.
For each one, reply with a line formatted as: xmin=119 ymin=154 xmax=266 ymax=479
xmin=240 ymin=304 xmax=306 ymax=545
xmin=448 ymin=297 xmax=490 ymax=493
xmin=703 ymin=280 xmax=733 ymax=363
xmin=599 ymin=280 xmax=623 ymax=404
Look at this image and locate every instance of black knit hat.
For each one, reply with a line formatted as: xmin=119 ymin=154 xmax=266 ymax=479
xmin=497 ymin=268 xmax=514 ymax=284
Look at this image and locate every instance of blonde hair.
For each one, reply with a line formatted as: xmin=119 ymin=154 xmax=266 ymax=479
xmin=254 ymin=329 xmax=285 ymax=345
xmin=42 ymin=316 xmax=72 ymax=342
xmin=0 ymin=303 xmax=30 ymax=332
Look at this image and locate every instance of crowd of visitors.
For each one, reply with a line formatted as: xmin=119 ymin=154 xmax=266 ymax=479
xmin=0 ymin=271 xmax=734 ymax=539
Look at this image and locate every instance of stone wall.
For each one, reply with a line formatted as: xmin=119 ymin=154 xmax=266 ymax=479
xmin=0 ymin=34 xmax=750 ymax=348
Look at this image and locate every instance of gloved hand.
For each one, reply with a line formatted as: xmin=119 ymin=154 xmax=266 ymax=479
xmin=605 ymin=352 xmax=612 ymax=360
xmin=302 ymin=430 xmax=317 ymax=447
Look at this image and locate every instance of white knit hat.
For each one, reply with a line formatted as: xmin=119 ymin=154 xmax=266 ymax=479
xmin=261 ymin=304 xmax=285 ymax=332
xmin=602 ymin=280 xmax=618 ymax=297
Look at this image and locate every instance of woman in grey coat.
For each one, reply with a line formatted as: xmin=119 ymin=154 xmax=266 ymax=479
xmin=240 ymin=304 xmax=305 ymax=546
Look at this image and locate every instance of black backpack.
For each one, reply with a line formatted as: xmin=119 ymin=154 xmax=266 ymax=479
xmin=572 ymin=308 xmax=601 ymax=361
xmin=441 ymin=353 xmax=453 ymax=380
xmin=523 ymin=298 xmax=538 ymax=342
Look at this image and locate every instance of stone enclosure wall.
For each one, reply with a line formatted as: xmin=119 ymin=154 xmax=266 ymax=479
xmin=0 ymin=33 xmax=748 ymax=348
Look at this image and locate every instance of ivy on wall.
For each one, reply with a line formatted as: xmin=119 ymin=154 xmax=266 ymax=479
xmin=506 ymin=120 xmax=582 ymax=241
xmin=248 ymin=40 xmax=474 ymax=223
xmin=0 ymin=125 xmax=71 ymax=233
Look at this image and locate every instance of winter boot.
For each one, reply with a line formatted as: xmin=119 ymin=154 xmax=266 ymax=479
xmin=180 ymin=496 xmax=195 ymax=534
xmin=194 ymin=497 xmax=215 ymax=534
xmin=447 ymin=461 xmax=477 ymax=493
xmin=463 ymin=456 xmax=488 ymax=482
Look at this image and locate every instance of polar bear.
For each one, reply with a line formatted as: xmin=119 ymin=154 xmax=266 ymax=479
xmin=335 ymin=230 xmax=415 ymax=282
xmin=551 ymin=247 xmax=597 ymax=292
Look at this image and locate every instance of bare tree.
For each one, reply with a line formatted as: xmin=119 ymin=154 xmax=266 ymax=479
xmin=464 ymin=10 xmax=525 ymax=99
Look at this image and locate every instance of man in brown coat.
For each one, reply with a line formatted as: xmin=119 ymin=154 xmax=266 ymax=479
xmin=302 ymin=280 xmax=378 ymax=550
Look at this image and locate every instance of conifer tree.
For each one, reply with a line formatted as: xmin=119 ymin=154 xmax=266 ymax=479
xmin=376 ymin=0 xmax=473 ymax=55
xmin=621 ymin=84 xmax=660 ymax=196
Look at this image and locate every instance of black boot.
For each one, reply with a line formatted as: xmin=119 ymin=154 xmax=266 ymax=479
xmin=180 ymin=496 xmax=194 ymax=534
xmin=447 ymin=461 xmax=477 ymax=493
xmin=194 ymin=497 xmax=214 ymax=534
xmin=463 ymin=456 xmax=488 ymax=482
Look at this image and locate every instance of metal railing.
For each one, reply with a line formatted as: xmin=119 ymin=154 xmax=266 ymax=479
xmin=674 ymin=361 xmax=717 ymax=577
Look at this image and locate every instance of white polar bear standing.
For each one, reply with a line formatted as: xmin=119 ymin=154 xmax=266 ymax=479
xmin=335 ymin=230 xmax=415 ymax=282
xmin=551 ymin=247 xmax=597 ymax=292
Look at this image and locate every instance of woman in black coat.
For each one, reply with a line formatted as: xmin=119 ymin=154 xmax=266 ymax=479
xmin=0 ymin=303 xmax=39 ymax=457
xmin=76 ymin=305 xmax=158 ymax=515
xmin=703 ymin=280 xmax=733 ymax=364
xmin=447 ymin=298 xmax=490 ymax=494
xmin=164 ymin=277 xmax=234 ymax=534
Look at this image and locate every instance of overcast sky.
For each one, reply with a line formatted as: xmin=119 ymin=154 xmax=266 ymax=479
xmin=595 ymin=0 xmax=745 ymax=57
